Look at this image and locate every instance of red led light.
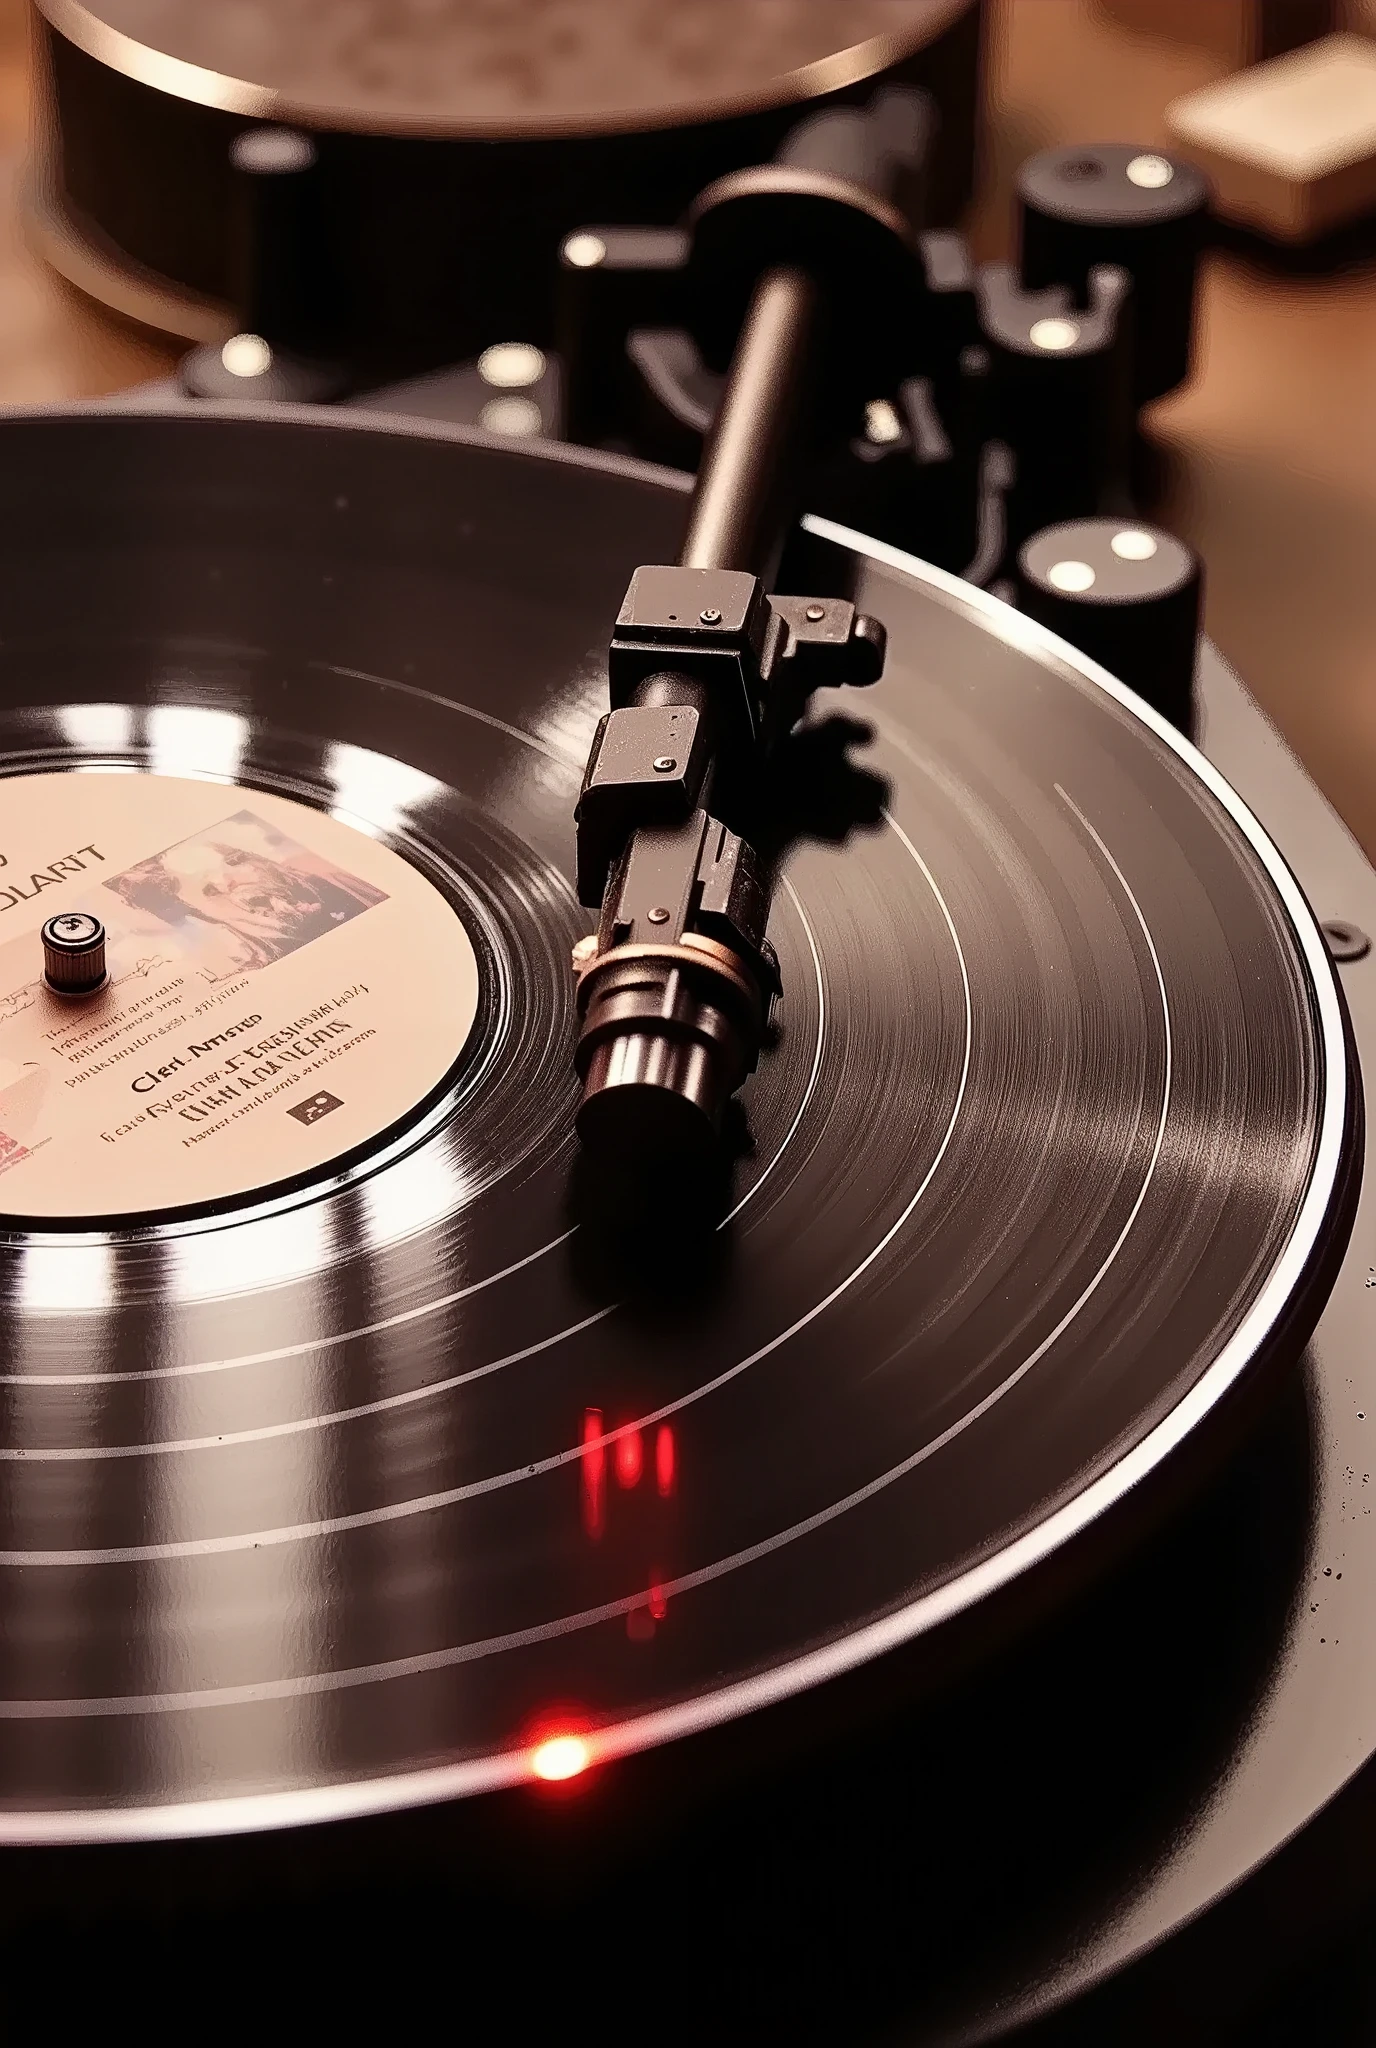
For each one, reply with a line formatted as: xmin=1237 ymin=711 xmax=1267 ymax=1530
xmin=531 ymin=1734 xmax=590 ymax=1782
xmin=615 ymin=1427 xmax=643 ymax=1489
xmin=649 ymin=1580 xmax=668 ymax=1622
xmin=580 ymin=1407 xmax=605 ymax=1540
xmin=655 ymin=1424 xmax=676 ymax=1497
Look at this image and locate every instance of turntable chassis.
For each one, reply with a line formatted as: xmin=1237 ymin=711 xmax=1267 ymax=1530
xmin=0 ymin=404 xmax=1366 ymax=2040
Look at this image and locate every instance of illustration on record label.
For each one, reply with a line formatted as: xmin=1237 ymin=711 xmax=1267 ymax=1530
xmin=0 ymin=771 xmax=479 ymax=1220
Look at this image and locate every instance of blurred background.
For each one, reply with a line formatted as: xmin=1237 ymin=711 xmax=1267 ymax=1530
xmin=0 ymin=0 xmax=1373 ymax=857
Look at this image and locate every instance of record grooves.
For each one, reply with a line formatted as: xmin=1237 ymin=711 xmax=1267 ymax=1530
xmin=0 ymin=408 xmax=1356 ymax=1843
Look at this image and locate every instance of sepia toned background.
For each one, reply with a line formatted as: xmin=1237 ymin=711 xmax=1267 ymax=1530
xmin=0 ymin=0 xmax=1372 ymax=857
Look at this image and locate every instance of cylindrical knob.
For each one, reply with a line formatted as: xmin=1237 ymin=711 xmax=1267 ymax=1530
xmin=976 ymin=263 xmax=1134 ymax=568
xmin=42 ymin=912 xmax=108 ymax=996
xmin=233 ymin=126 xmax=327 ymax=352
xmin=1015 ymin=517 xmax=1202 ymax=732
xmin=180 ymin=127 xmax=346 ymax=404
xmin=1017 ymin=145 xmax=1209 ymax=404
xmin=557 ymin=224 xmax=690 ymax=448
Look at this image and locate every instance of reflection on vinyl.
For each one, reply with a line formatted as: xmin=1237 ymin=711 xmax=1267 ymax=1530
xmin=0 ymin=410 xmax=1355 ymax=1840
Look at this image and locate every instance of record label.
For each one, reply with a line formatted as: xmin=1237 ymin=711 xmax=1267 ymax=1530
xmin=0 ymin=770 xmax=478 ymax=1221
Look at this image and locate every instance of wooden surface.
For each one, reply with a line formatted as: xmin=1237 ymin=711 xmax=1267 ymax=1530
xmin=0 ymin=1 xmax=170 ymax=394
xmin=1 ymin=0 xmax=1374 ymax=859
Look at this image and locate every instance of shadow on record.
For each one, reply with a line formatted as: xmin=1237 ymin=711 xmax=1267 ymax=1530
xmin=746 ymin=710 xmax=892 ymax=880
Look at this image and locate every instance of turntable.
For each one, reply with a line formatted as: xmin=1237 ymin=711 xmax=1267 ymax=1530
xmin=0 ymin=14 xmax=1373 ymax=2044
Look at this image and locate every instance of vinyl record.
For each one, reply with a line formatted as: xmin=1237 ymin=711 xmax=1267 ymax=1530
xmin=0 ymin=407 xmax=1354 ymax=1840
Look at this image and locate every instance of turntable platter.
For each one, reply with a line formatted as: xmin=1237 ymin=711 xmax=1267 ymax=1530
xmin=28 ymin=1 xmax=982 ymax=354
xmin=39 ymin=0 xmax=971 ymax=133
xmin=0 ymin=407 xmax=1354 ymax=1841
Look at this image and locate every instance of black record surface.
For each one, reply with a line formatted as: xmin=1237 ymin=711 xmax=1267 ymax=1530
xmin=0 ymin=409 xmax=1353 ymax=1838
